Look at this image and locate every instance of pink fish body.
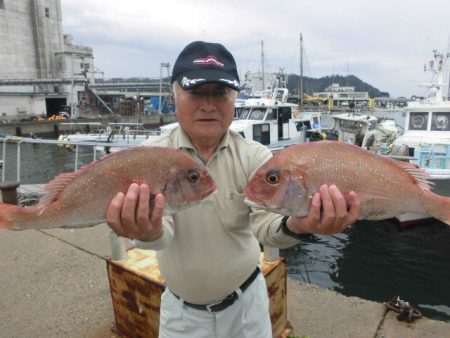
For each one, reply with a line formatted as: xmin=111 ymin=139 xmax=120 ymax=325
xmin=244 ymin=141 xmax=450 ymax=224
xmin=0 ymin=146 xmax=216 ymax=230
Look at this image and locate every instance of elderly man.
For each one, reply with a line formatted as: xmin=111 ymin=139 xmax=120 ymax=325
xmin=107 ymin=41 xmax=360 ymax=338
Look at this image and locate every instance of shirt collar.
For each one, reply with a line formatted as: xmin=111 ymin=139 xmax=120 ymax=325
xmin=176 ymin=127 xmax=231 ymax=151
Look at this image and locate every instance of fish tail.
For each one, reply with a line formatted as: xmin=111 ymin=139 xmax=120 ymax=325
xmin=425 ymin=192 xmax=450 ymax=226
xmin=0 ymin=203 xmax=39 ymax=230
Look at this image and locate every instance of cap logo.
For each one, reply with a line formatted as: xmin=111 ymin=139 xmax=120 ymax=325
xmin=219 ymin=79 xmax=240 ymax=88
xmin=180 ymin=76 xmax=206 ymax=88
xmin=193 ymin=55 xmax=224 ymax=67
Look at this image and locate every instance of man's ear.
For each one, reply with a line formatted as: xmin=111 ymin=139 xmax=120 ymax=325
xmin=171 ymin=83 xmax=178 ymax=103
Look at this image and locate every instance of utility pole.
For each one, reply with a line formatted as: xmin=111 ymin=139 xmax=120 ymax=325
xmin=70 ymin=53 xmax=75 ymax=118
xmin=158 ymin=63 xmax=170 ymax=114
xmin=261 ymin=40 xmax=265 ymax=92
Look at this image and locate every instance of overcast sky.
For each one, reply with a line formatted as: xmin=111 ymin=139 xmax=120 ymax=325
xmin=61 ymin=0 xmax=450 ymax=98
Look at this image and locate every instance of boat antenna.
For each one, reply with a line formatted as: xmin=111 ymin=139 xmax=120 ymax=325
xmin=299 ymin=33 xmax=304 ymax=110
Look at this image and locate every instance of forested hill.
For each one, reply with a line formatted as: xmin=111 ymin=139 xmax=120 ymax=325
xmin=286 ymin=74 xmax=390 ymax=98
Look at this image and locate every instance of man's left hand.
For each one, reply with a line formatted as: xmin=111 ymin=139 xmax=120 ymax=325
xmin=287 ymin=184 xmax=361 ymax=236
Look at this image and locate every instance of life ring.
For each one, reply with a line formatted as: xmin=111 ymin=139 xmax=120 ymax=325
xmin=412 ymin=115 xmax=425 ymax=128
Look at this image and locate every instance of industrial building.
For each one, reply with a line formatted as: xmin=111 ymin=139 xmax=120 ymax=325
xmin=0 ymin=0 xmax=95 ymax=120
xmin=313 ymin=83 xmax=370 ymax=108
xmin=0 ymin=0 xmax=172 ymax=121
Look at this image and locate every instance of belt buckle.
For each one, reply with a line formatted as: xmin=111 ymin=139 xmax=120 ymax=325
xmin=205 ymin=299 xmax=223 ymax=312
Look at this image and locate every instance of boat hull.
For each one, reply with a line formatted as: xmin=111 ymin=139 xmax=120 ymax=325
xmin=394 ymin=177 xmax=450 ymax=227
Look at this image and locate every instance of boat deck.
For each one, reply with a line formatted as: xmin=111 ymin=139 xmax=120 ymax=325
xmin=18 ymin=184 xmax=45 ymax=194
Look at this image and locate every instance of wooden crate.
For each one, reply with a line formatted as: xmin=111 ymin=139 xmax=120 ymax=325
xmin=107 ymin=249 xmax=291 ymax=338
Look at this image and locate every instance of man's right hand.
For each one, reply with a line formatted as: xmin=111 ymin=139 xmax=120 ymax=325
xmin=106 ymin=183 xmax=165 ymax=242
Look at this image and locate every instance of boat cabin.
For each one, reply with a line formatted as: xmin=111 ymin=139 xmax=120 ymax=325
xmin=230 ymin=103 xmax=321 ymax=147
xmin=394 ymin=108 xmax=450 ymax=176
xmin=329 ymin=113 xmax=379 ymax=149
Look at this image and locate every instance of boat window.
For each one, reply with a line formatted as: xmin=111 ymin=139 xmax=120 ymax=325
xmin=278 ymin=107 xmax=292 ymax=123
xmin=275 ymin=89 xmax=285 ymax=101
xmin=0 ymin=0 xmax=4 ymax=9
xmin=249 ymin=108 xmax=267 ymax=120
xmin=240 ymin=108 xmax=251 ymax=120
xmin=431 ymin=112 xmax=450 ymax=131
xmin=253 ymin=124 xmax=270 ymax=145
xmin=234 ymin=107 xmax=244 ymax=119
xmin=340 ymin=120 xmax=358 ymax=129
xmin=296 ymin=121 xmax=311 ymax=131
xmin=265 ymin=109 xmax=276 ymax=120
xmin=409 ymin=112 xmax=428 ymax=130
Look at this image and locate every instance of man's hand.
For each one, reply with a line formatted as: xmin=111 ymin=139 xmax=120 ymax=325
xmin=106 ymin=183 xmax=165 ymax=242
xmin=287 ymin=184 xmax=361 ymax=236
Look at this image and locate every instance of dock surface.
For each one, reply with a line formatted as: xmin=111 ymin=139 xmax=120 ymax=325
xmin=1 ymin=186 xmax=449 ymax=337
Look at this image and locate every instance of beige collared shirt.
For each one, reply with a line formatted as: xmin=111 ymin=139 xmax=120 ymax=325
xmin=136 ymin=126 xmax=299 ymax=304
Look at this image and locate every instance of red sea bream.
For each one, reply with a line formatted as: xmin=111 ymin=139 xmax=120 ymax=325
xmin=244 ymin=141 xmax=450 ymax=224
xmin=0 ymin=147 xmax=216 ymax=230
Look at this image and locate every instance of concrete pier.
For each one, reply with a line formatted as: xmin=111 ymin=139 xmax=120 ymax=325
xmin=0 ymin=186 xmax=449 ymax=337
xmin=0 ymin=223 xmax=449 ymax=337
xmin=0 ymin=115 xmax=177 ymax=137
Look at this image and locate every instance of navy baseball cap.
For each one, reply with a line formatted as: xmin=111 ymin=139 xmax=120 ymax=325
xmin=171 ymin=41 xmax=240 ymax=91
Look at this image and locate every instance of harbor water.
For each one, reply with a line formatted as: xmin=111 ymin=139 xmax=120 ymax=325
xmin=1 ymin=141 xmax=450 ymax=323
xmin=282 ymin=219 xmax=450 ymax=323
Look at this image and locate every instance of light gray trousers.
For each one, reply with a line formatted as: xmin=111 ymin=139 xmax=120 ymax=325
xmin=159 ymin=272 xmax=272 ymax=338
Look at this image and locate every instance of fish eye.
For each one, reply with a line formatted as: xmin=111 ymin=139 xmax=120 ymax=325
xmin=266 ymin=169 xmax=280 ymax=185
xmin=187 ymin=170 xmax=200 ymax=183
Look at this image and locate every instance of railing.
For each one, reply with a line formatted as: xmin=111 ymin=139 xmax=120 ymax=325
xmin=0 ymin=136 xmax=143 ymax=261
xmin=414 ymin=144 xmax=450 ymax=171
xmin=0 ymin=136 xmax=136 ymax=182
xmin=0 ymin=135 xmax=280 ymax=262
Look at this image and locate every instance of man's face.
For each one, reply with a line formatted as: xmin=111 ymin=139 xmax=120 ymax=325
xmin=174 ymin=83 xmax=236 ymax=144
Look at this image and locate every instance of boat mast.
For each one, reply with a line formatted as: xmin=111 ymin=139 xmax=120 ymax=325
xmin=261 ymin=40 xmax=265 ymax=92
xmin=424 ymin=48 xmax=450 ymax=103
xmin=436 ymin=48 xmax=450 ymax=102
xmin=299 ymin=33 xmax=304 ymax=110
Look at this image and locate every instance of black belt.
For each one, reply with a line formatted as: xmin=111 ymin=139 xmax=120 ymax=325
xmin=172 ymin=267 xmax=260 ymax=312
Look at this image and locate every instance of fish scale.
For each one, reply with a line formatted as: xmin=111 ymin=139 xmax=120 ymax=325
xmin=244 ymin=141 xmax=450 ymax=225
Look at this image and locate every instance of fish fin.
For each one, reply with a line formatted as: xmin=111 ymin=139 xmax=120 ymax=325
xmin=0 ymin=203 xmax=37 ymax=230
xmin=38 ymin=171 xmax=77 ymax=210
xmin=424 ymin=192 xmax=450 ymax=226
xmin=38 ymin=147 xmax=145 ymax=210
xmin=391 ymin=160 xmax=433 ymax=191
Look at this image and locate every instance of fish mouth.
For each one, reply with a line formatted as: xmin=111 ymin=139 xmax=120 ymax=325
xmin=244 ymin=198 xmax=298 ymax=216
xmin=202 ymin=184 xmax=217 ymax=199
xmin=244 ymin=198 xmax=281 ymax=214
xmin=243 ymin=198 xmax=262 ymax=209
xmin=202 ymin=189 xmax=218 ymax=201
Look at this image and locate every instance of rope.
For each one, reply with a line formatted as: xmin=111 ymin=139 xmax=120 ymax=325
xmin=384 ymin=296 xmax=423 ymax=323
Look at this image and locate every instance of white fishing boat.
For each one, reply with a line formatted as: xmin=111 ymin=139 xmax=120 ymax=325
xmin=325 ymin=112 xmax=399 ymax=151
xmin=392 ymin=48 xmax=450 ymax=226
xmin=231 ymin=91 xmax=322 ymax=151
xmin=95 ymin=123 xmax=161 ymax=153
xmin=57 ymin=122 xmax=108 ymax=143
xmin=156 ymin=88 xmax=322 ymax=153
